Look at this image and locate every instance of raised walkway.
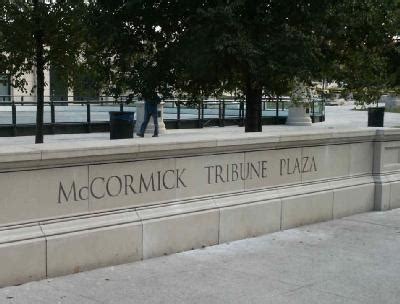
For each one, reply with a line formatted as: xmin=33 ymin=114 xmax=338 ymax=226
xmin=1 ymin=209 xmax=399 ymax=304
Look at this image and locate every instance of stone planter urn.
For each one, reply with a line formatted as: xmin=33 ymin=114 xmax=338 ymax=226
xmin=286 ymin=105 xmax=312 ymax=126
xmin=384 ymin=94 xmax=400 ymax=111
xmin=135 ymin=101 xmax=167 ymax=135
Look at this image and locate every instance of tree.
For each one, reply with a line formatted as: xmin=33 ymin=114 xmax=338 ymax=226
xmin=327 ymin=0 xmax=400 ymax=106
xmin=0 ymin=0 xmax=87 ymax=143
xmin=167 ymin=0 xmax=333 ymax=132
xmin=83 ymin=0 xmax=181 ymax=99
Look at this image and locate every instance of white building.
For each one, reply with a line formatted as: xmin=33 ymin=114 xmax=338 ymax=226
xmin=0 ymin=67 xmax=94 ymax=103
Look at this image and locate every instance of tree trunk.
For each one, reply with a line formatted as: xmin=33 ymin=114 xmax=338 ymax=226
xmin=34 ymin=0 xmax=44 ymax=144
xmin=245 ymin=80 xmax=262 ymax=132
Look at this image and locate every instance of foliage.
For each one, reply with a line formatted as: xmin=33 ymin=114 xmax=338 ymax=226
xmin=83 ymin=0 xmax=181 ymax=100
xmin=0 ymin=0 xmax=87 ymax=143
xmin=328 ymin=0 xmax=400 ymax=106
xmin=165 ymin=0 xmax=337 ymax=131
xmin=0 ymin=0 xmax=87 ymax=91
xmin=82 ymin=0 xmax=336 ymax=131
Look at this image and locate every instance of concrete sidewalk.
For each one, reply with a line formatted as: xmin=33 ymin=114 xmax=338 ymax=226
xmin=1 ymin=209 xmax=400 ymax=304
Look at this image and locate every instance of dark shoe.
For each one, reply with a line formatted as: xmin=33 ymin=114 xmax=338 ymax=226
xmin=136 ymin=133 xmax=144 ymax=137
xmin=152 ymin=134 xmax=158 ymax=137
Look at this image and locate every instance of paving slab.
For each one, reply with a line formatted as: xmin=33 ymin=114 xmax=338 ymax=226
xmin=0 ymin=208 xmax=400 ymax=303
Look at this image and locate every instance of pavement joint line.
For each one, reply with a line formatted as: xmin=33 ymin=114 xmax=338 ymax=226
xmin=45 ymin=282 xmax=107 ymax=304
xmin=213 ymin=265 xmax=302 ymax=289
xmin=341 ymin=218 xmax=400 ymax=229
xmin=37 ymin=224 xmax=47 ymax=278
xmin=309 ymin=286 xmax=365 ymax=303
xmin=283 ymin=282 xmax=316 ymax=294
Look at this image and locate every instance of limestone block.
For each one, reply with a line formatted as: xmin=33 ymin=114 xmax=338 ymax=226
xmin=349 ymin=142 xmax=373 ymax=175
xmin=0 ymin=146 xmax=41 ymax=165
xmin=137 ymin=199 xmax=217 ymax=220
xmin=278 ymin=182 xmax=332 ymax=198
xmin=219 ymin=199 xmax=281 ymax=243
xmin=46 ymin=223 xmax=142 ymax=278
xmin=41 ymin=210 xmax=141 ymax=235
xmin=175 ymin=153 xmax=245 ymax=199
xmin=215 ymin=189 xmax=281 ymax=208
xmin=142 ymin=210 xmax=219 ymax=259
xmin=333 ymin=184 xmax=375 ymax=219
xmin=282 ymin=191 xmax=334 ymax=229
xmin=244 ymin=148 xmax=302 ymax=190
xmin=40 ymin=141 xmax=140 ymax=161
xmin=88 ymin=158 xmax=177 ymax=211
xmin=0 ymin=166 xmax=89 ymax=225
xmin=302 ymin=144 xmax=350 ymax=182
xmin=0 ymin=238 xmax=46 ymax=287
xmin=389 ymin=181 xmax=400 ymax=209
xmin=374 ymin=180 xmax=391 ymax=211
xmin=216 ymin=133 xmax=280 ymax=151
xmin=138 ymin=136 xmax=217 ymax=155
xmin=382 ymin=142 xmax=400 ymax=172
xmin=329 ymin=176 xmax=374 ymax=190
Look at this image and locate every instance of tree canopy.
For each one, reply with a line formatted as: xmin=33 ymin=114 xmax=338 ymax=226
xmin=1 ymin=0 xmax=400 ymax=141
xmin=328 ymin=0 xmax=400 ymax=105
xmin=0 ymin=0 xmax=87 ymax=142
xmin=0 ymin=0 xmax=86 ymax=91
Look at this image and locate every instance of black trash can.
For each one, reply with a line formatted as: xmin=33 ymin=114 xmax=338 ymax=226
xmin=109 ymin=111 xmax=135 ymax=140
xmin=367 ymin=107 xmax=385 ymax=127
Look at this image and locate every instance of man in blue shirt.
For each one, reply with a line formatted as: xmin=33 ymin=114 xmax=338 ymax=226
xmin=136 ymin=91 xmax=160 ymax=137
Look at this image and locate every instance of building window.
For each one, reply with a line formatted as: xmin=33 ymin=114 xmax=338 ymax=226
xmin=0 ymin=75 xmax=10 ymax=101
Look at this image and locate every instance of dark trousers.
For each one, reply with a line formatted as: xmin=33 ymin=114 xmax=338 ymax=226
xmin=139 ymin=102 xmax=158 ymax=135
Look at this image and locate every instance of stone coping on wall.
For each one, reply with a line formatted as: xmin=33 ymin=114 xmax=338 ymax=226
xmin=0 ymin=128 xmax=394 ymax=170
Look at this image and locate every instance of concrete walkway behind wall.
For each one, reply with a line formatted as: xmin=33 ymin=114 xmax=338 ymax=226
xmin=1 ymin=209 xmax=400 ymax=304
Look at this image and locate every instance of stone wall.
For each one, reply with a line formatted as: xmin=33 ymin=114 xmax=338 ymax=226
xmin=0 ymin=129 xmax=399 ymax=286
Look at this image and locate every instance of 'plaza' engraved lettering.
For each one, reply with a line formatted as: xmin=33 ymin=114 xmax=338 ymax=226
xmin=205 ymin=161 xmax=268 ymax=184
xmin=58 ymin=168 xmax=187 ymax=204
xmin=280 ymin=156 xmax=317 ymax=176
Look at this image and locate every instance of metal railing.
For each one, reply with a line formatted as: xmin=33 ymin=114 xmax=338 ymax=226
xmin=0 ymin=95 xmax=325 ymax=136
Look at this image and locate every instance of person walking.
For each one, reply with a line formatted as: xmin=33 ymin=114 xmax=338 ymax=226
xmin=136 ymin=91 xmax=161 ymax=137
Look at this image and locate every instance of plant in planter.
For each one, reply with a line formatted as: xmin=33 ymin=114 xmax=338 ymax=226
xmin=286 ymin=80 xmax=314 ymax=126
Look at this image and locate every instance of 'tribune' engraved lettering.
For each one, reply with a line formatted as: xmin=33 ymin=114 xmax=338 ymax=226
xmin=205 ymin=161 xmax=268 ymax=184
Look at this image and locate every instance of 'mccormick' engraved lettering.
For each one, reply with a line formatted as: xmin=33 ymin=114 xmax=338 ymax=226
xmin=162 ymin=169 xmax=175 ymax=190
xmin=139 ymin=173 xmax=155 ymax=193
xmin=123 ymin=175 xmax=136 ymax=195
xmin=176 ymin=169 xmax=187 ymax=188
xmin=90 ymin=177 xmax=105 ymax=199
xmin=106 ymin=176 xmax=123 ymax=197
xmin=58 ymin=167 xmax=188 ymax=204
xmin=58 ymin=181 xmax=77 ymax=204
